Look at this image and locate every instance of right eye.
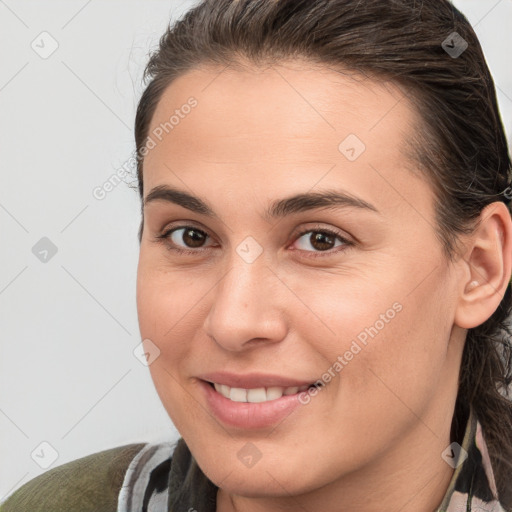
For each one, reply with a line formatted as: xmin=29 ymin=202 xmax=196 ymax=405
xmin=157 ymin=225 xmax=215 ymax=255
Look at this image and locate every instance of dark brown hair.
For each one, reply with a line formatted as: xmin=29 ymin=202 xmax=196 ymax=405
xmin=134 ymin=0 xmax=512 ymax=507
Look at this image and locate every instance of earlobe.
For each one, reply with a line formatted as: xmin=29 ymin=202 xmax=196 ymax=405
xmin=454 ymin=202 xmax=512 ymax=330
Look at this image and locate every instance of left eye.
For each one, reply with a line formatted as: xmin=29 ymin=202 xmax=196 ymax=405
xmin=293 ymin=229 xmax=349 ymax=253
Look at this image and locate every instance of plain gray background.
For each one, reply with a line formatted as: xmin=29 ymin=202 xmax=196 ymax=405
xmin=1 ymin=0 xmax=511 ymax=501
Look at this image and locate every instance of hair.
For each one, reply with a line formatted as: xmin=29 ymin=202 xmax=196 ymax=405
xmin=133 ymin=0 xmax=512 ymax=507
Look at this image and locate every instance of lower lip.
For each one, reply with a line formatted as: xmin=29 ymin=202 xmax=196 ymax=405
xmin=199 ymin=380 xmax=306 ymax=429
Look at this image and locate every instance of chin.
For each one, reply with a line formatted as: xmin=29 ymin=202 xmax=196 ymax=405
xmin=198 ymin=452 xmax=321 ymax=498
xmin=211 ymin=470 xmax=308 ymax=498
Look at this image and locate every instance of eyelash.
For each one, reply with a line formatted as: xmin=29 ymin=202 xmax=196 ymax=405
xmin=155 ymin=224 xmax=354 ymax=259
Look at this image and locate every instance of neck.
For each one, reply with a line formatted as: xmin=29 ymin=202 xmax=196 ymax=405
xmin=216 ymin=413 xmax=457 ymax=512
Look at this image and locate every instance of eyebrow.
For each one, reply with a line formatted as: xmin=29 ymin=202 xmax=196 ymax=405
xmin=143 ymin=184 xmax=379 ymax=220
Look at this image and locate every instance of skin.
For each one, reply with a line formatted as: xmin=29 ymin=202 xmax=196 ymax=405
xmin=135 ymin=60 xmax=512 ymax=512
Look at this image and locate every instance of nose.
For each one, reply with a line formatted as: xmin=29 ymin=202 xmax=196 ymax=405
xmin=203 ymin=255 xmax=287 ymax=352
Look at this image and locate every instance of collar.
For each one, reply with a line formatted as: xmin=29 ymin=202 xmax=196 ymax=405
xmin=119 ymin=406 xmax=504 ymax=511
xmin=436 ymin=404 xmax=504 ymax=512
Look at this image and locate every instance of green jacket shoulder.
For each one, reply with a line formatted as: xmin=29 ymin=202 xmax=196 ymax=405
xmin=0 ymin=443 xmax=146 ymax=512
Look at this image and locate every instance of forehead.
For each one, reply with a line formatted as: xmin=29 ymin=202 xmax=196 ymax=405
xmin=142 ymin=60 xmax=431 ymax=217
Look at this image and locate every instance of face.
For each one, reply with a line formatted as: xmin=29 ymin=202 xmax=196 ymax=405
xmin=136 ymin=60 xmax=465 ymax=498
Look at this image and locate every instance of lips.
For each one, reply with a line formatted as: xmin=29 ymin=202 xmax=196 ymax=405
xmin=199 ymin=380 xmax=308 ymax=429
xmin=196 ymin=371 xmax=314 ymax=389
xmin=196 ymin=371 xmax=318 ymax=429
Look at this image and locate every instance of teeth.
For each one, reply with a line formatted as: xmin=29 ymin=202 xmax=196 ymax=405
xmin=266 ymin=386 xmax=285 ymax=401
xmin=212 ymin=382 xmax=310 ymax=403
xmin=229 ymin=387 xmax=247 ymax=402
xmin=247 ymin=388 xmax=267 ymax=403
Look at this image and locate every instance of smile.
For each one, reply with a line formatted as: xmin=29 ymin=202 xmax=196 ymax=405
xmin=209 ymin=382 xmax=311 ymax=403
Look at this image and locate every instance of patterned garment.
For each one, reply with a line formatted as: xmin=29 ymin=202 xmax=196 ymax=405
xmin=435 ymin=407 xmax=506 ymax=512
xmin=117 ymin=405 xmax=506 ymax=512
xmin=0 ymin=405 xmax=506 ymax=511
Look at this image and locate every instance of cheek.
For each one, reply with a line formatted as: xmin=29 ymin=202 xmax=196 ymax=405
xmin=146 ymin=362 xmax=200 ymax=434
xmin=136 ymin=263 xmax=212 ymax=415
xmin=340 ymin=287 xmax=452 ymax=424
xmin=292 ymin=269 xmax=452 ymax=412
xmin=136 ymin=260 xmax=205 ymax=342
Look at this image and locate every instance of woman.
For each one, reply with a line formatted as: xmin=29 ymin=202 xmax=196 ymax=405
xmin=2 ymin=0 xmax=511 ymax=511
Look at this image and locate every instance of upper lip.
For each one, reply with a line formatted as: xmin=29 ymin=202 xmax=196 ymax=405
xmin=197 ymin=371 xmax=314 ymax=389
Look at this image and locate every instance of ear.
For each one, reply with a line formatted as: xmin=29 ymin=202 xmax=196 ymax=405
xmin=454 ymin=201 xmax=512 ymax=329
